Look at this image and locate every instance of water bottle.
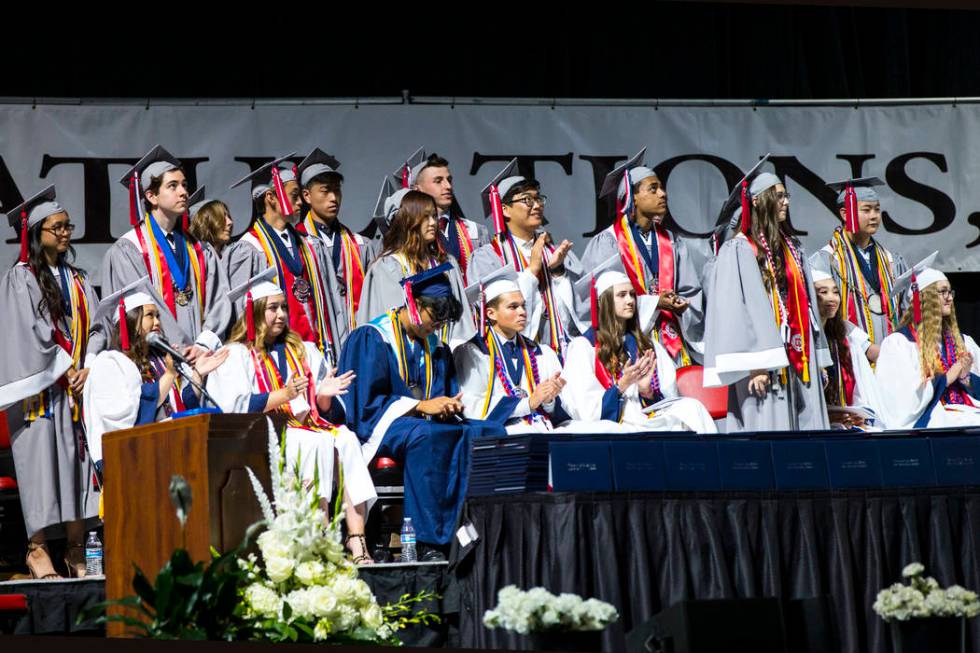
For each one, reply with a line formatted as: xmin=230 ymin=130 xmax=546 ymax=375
xmin=400 ymin=518 xmax=417 ymax=563
xmin=85 ymin=531 xmax=103 ymax=576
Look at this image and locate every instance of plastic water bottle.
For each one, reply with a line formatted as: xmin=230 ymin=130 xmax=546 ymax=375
xmin=85 ymin=531 xmax=103 ymax=576
xmin=400 ymin=518 xmax=417 ymax=563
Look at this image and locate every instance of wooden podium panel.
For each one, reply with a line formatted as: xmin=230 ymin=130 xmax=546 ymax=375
xmin=102 ymin=414 xmax=280 ymax=636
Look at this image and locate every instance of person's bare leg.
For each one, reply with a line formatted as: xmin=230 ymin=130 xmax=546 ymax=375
xmin=343 ymin=490 xmax=373 ymax=564
xmin=64 ymin=520 xmax=87 ymax=577
xmin=26 ymin=530 xmax=60 ymax=579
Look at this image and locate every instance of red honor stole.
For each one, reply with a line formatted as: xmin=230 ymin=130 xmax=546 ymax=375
xmin=651 ymin=227 xmax=686 ymax=362
xmin=250 ymin=345 xmax=336 ymax=431
xmin=612 ymin=216 xmax=648 ymax=295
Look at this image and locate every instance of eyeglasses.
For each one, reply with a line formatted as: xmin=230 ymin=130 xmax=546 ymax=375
xmin=938 ymin=288 xmax=956 ymax=299
xmin=774 ymin=193 xmax=791 ymax=203
xmin=41 ymin=222 xmax=76 ymax=235
xmin=506 ymin=195 xmax=548 ymax=208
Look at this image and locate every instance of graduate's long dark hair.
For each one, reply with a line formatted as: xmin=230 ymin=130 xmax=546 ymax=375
xmin=822 ymin=313 xmax=854 ymax=407
xmin=381 ymin=191 xmax=447 ymax=273
xmin=109 ymin=306 xmax=152 ymax=378
xmin=750 ymin=186 xmax=791 ymax=293
xmin=596 ymin=286 xmax=654 ymax=378
xmin=24 ymin=218 xmax=79 ymax=329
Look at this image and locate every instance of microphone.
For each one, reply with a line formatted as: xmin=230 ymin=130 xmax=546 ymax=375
xmin=146 ymin=332 xmax=192 ymax=366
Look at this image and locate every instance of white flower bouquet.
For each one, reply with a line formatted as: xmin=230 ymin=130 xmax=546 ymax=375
xmin=483 ymin=585 xmax=619 ymax=635
xmin=873 ymin=562 xmax=980 ymax=622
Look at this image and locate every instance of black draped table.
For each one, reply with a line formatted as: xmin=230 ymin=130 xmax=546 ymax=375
xmin=454 ymin=488 xmax=980 ymax=653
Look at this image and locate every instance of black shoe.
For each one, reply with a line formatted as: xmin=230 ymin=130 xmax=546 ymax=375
xmin=419 ymin=547 xmax=447 ymax=563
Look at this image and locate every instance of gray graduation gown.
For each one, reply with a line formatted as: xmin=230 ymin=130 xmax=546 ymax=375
xmin=101 ymin=224 xmax=232 ymax=351
xmin=704 ymin=235 xmax=831 ymax=432
xmin=809 ymin=239 xmax=908 ymax=346
xmin=581 ymin=224 xmax=706 ymax=365
xmin=224 ymin=228 xmax=350 ymax=362
xmin=0 ymin=264 xmax=100 ymax=537
xmin=355 ymin=254 xmax=476 ymax=348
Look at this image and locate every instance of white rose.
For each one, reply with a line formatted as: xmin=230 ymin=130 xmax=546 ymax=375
xmin=333 ymin=576 xmax=358 ymax=604
xmin=902 ymin=563 xmax=925 ymax=578
xmin=353 ymin=579 xmax=375 ymax=606
xmin=361 ymin=603 xmax=384 ymax=630
xmin=294 ymin=560 xmax=325 ymax=586
xmin=335 ymin=605 xmax=358 ymax=632
xmin=284 ymin=588 xmax=313 ymax=619
xmin=266 ymin=556 xmax=296 ymax=584
xmin=245 ymin=583 xmax=282 ymax=618
xmin=309 ymin=586 xmax=338 ymax=618
xmin=258 ymin=530 xmax=293 ymax=561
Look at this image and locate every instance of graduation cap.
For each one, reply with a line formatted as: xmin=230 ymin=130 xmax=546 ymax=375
xmin=92 ymin=275 xmax=154 ymax=352
xmin=384 ymin=188 xmax=412 ymax=223
xmin=230 ymin=153 xmax=298 ymax=216
xmin=463 ymin=266 xmax=522 ymax=335
xmin=811 ymin=268 xmax=834 ymax=284
xmin=480 ymin=158 xmax=522 ymax=235
xmin=572 ymin=254 xmax=632 ymax=331
xmin=716 ymin=154 xmax=775 ymax=237
xmin=180 ymin=185 xmax=211 ymax=232
xmin=5 ymin=186 xmax=65 ymax=264
xmin=393 ymin=147 xmax=427 ymax=189
xmin=598 ymin=149 xmax=659 ymax=223
xmin=297 ymin=148 xmax=342 ymax=188
xmin=119 ymin=145 xmax=183 ymax=229
xmin=826 ymin=177 xmax=885 ymax=234
xmin=227 ymin=267 xmax=279 ymax=342
xmin=399 ymin=262 xmax=454 ymax=325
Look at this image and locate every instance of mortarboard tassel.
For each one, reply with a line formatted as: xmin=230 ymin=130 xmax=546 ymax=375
xmin=489 ymin=184 xmax=506 ymax=235
xmin=118 ymin=298 xmax=130 ymax=352
xmin=128 ymin=174 xmax=142 ymax=227
xmin=403 ymin=281 xmax=422 ymax=325
xmin=401 ymin=163 xmax=411 ymax=189
xmin=844 ymin=185 xmax=859 ymax=234
xmin=911 ymin=272 xmax=922 ymax=324
xmin=18 ymin=209 xmax=28 ymax=264
xmin=181 ymin=210 xmax=190 ymax=233
xmin=246 ymin=291 xmax=255 ymax=342
xmin=590 ymin=277 xmax=599 ymax=332
xmin=271 ymin=166 xmax=294 ymax=217
xmin=740 ymin=179 xmax=751 ymax=235
xmin=618 ymin=169 xmax=634 ymax=218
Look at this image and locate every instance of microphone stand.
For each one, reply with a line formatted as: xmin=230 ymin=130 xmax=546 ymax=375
xmin=174 ymin=363 xmax=223 ymax=412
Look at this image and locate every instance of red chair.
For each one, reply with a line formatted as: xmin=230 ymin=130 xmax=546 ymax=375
xmin=675 ymin=365 xmax=728 ymax=421
xmin=0 ymin=410 xmax=9 ymax=450
xmin=0 ymin=593 xmax=27 ymax=634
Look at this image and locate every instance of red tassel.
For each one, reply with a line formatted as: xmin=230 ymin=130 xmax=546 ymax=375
xmin=590 ymin=277 xmax=599 ymax=332
xmin=404 ymin=281 xmax=422 ymax=325
xmin=18 ymin=210 xmax=28 ymax=264
xmin=118 ymin=299 xmax=130 ymax=352
xmin=911 ymin=273 xmax=922 ymax=324
xmin=271 ymin=166 xmax=294 ymax=217
xmin=128 ymin=174 xmax=141 ymax=227
xmin=740 ymin=180 xmax=751 ymax=235
xmin=181 ymin=210 xmax=189 ymax=232
xmin=401 ymin=163 xmax=410 ymax=189
xmin=246 ymin=291 xmax=255 ymax=342
xmin=489 ymin=185 xmax=506 ymax=235
xmin=844 ymin=185 xmax=859 ymax=234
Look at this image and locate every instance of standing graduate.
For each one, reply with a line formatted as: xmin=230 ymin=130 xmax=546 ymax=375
xmin=295 ymin=149 xmax=373 ymax=331
xmin=812 ymin=269 xmax=885 ymax=429
xmin=226 ymin=155 xmax=348 ymax=364
xmin=466 ymin=159 xmax=581 ymax=360
xmin=875 ymin=266 xmax=980 ymax=429
xmin=338 ymin=264 xmax=506 ymax=558
xmin=454 ymin=267 xmax=572 ymax=433
xmin=101 ymin=145 xmax=231 ymax=357
xmin=810 ymin=177 xmax=907 ymax=351
xmin=355 ymin=190 xmax=476 ymax=348
xmin=581 ymin=149 xmax=705 ymax=365
xmin=206 ymin=269 xmax=377 ymax=563
xmin=83 ymin=278 xmax=228 ymax=471
xmin=703 ymin=164 xmax=831 ymax=432
xmin=187 ymin=186 xmax=236 ymax=283
xmin=560 ymin=256 xmax=716 ymax=433
xmin=400 ymin=148 xmax=490 ymax=283
xmin=0 ymin=187 xmax=101 ymax=579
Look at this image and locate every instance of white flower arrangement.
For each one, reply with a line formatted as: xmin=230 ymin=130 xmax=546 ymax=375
xmin=483 ymin=585 xmax=619 ymax=635
xmin=873 ymin=562 xmax=980 ymax=622
xmin=237 ymin=422 xmax=436 ymax=644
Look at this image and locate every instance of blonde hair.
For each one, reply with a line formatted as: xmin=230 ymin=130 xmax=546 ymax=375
xmin=227 ymin=295 xmax=306 ymax=360
xmin=189 ymin=200 xmax=230 ymax=248
xmin=898 ymin=284 xmax=966 ymax=380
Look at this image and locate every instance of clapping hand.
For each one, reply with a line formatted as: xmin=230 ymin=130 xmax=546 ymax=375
xmin=617 ymin=350 xmax=655 ymax=394
xmin=317 ymin=367 xmax=356 ymax=399
xmin=530 ymin=372 xmax=566 ymax=409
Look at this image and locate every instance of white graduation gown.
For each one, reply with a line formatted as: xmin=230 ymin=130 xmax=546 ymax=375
xmin=560 ymin=336 xmax=717 ymax=433
xmin=83 ymin=351 xmax=148 ymax=464
xmin=205 ymin=342 xmax=376 ymax=509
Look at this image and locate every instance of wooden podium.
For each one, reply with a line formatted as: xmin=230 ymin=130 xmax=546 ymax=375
xmin=102 ymin=413 xmax=281 ymax=636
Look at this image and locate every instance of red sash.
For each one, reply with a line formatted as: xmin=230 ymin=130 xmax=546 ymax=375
xmin=611 ymin=216 xmax=647 ymax=295
xmin=278 ymin=264 xmax=318 ymax=345
xmin=652 ymin=226 xmax=685 ymax=360
xmin=341 ymin=226 xmax=366 ymax=316
xmin=783 ymin=243 xmax=812 ymax=382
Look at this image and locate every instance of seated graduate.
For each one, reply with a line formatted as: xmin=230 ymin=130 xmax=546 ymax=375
xmin=83 ymin=278 xmax=229 ymax=473
xmin=338 ymin=263 xmax=506 ymax=559
xmin=812 ymin=269 xmax=885 ymax=430
xmin=0 ymin=186 xmax=102 ymax=579
xmin=560 ymin=256 xmax=717 ymax=433
xmin=875 ymin=265 xmax=980 ymax=429
xmin=205 ymin=269 xmax=377 ymax=563
xmin=466 ymin=159 xmax=581 ymax=361
xmin=454 ymin=266 xmax=573 ymax=433
xmin=355 ymin=189 xmax=476 ymax=348
xmin=703 ymin=158 xmax=831 ymax=432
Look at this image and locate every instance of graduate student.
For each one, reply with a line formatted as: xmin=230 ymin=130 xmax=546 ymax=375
xmin=703 ymin=163 xmax=831 ymax=432
xmin=454 ymin=267 xmax=573 ymax=432
xmin=338 ymin=263 xmax=506 ymax=559
xmin=560 ymin=257 xmax=717 ymax=433
xmin=187 ymin=186 xmax=235 ymax=276
xmin=83 ymin=278 xmax=229 ymax=472
xmin=811 ymin=177 xmax=907 ymax=352
xmin=355 ymin=190 xmax=476 ymax=347
xmin=875 ymin=266 xmax=980 ymax=429
xmin=101 ymin=145 xmax=231 ymax=358
xmin=466 ymin=159 xmax=581 ymax=360
xmin=0 ymin=187 xmax=101 ymax=579
xmin=812 ymin=269 xmax=885 ymax=429
xmin=581 ymin=149 xmax=705 ymax=365
xmin=205 ymin=269 xmax=377 ymax=563
xmin=295 ymin=149 xmax=373 ymax=331
xmin=226 ymin=155 xmax=348 ymax=363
